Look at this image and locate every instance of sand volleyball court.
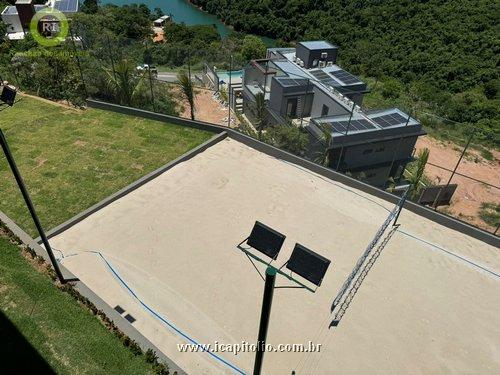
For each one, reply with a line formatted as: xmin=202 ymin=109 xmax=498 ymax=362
xmin=50 ymin=138 xmax=500 ymax=374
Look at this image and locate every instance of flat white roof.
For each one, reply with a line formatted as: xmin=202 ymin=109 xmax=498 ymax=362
xmin=50 ymin=138 xmax=500 ymax=374
xmin=300 ymin=41 xmax=337 ymax=50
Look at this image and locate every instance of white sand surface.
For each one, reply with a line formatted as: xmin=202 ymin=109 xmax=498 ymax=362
xmin=51 ymin=138 xmax=500 ymax=374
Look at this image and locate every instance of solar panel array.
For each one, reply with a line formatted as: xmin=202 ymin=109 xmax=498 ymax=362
xmin=278 ymin=78 xmax=306 ymax=87
xmin=309 ymin=69 xmax=339 ymax=88
xmin=370 ymin=112 xmax=410 ymax=128
xmin=325 ymin=118 xmax=376 ymax=134
xmin=330 ymin=69 xmax=361 ymax=85
xmin=54 ymin=0 xmax=78 ymax=13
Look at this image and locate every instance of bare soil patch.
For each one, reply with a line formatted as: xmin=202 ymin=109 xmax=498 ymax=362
xmin=415 ymin=136 xmax=499 ymax=231
xmin=172 ymin=86 xmax=239 ymax=127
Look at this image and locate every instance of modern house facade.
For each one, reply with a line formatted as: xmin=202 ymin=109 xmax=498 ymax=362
xmin=242 ymin=41 xmax=426 ymax=187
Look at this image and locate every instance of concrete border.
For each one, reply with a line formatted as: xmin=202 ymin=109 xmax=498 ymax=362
xmin=0 ymin=210 xmax=186 ymax=375
xmin=43 ymin=131 xmax=228 ymax=240
xmin=85 ymin=100 xmax=499 ymax=248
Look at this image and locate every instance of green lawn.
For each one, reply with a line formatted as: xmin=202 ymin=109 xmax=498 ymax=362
xmin=0 ymin=96 xmax=212 ymax=236
xmin=0 ymin=234 xmax=158 ymax=374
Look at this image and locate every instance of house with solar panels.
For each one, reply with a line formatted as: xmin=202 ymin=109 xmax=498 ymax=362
xmin=242 ymin=41 xmax=426 ymax=187
xmin=1 ymin=0 xmax=78 ymax=40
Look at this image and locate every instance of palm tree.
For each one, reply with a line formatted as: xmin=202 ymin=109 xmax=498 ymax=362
xmin=314 ymin=123 xmax=333 ymax=167
xmin=178 ymin=70 xmax=195 ymax=120
xmin=106 ymin=59 xmax=146 ymax=107
xmin=406 ymin=148 xmax=430 ymax=199
xmin=254 ymin=92 xmax=267 ymax=140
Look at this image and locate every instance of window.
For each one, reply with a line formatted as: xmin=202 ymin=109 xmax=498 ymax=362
xmin=375 ymin=147 xmax=386 ymax=153
xmin=321 ymin=52 xmax=328 ymax=59
xmin=321 ymin=104 xmax=329 ymax=117
xmin=362 ymin=149 xmax=373 ymax=155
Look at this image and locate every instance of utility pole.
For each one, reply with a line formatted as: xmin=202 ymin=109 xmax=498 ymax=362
xmin=336 ymin=102 xmax=356 ymax=171
xmin=386 ymin=111 xmax=412 ymax=186
xmin=433 ymin=126 xmax=475 ymax=210
xmin=300 ymin=79 xmax=310 ymax=128
xmin=228 ymin=54 xmax=233 ymax=127
xmin=144 ymin=43 xmax=156 ymax=112
xmin=69 ymin=25 xmax=88 ymax=98
xmin=105 ymin=34 xmax=117 ymax=82
xmin=188 ymin=48 xmax=192 ymax=82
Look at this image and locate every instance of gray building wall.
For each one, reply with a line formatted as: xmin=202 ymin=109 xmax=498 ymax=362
xmin=268 ymin=78 xmax=316 ymax=119
xmin=340 ymin=136 xmax=417 ymax=170
xmin=332 ymin=135 xmax=419 ymax=187
xmin=310 ymin=85 xmax=351 ymax=118
xmin=337 ymin=82 xmax=367 ymax=106
xmin=296 ymin=44 xmax=338 ymax=69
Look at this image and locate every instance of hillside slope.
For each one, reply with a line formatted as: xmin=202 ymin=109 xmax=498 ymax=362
xmin=192 ymin=0 xmax=499 ymax=148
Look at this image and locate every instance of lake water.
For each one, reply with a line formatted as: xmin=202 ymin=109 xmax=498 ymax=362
xmin=102 ymin=0 xmax=230 ymax=37
xmin=101 ymin=0 xmax=275 ymax=45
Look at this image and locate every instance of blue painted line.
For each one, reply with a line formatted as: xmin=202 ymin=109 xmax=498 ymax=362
xmin=61 ymin=250 xmax=245 ymax=374
xmin=397 ymin=229 xmax=500 ymax=279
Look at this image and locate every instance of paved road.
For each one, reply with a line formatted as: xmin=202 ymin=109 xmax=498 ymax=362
xmin=156 ymin=72 xmax=178 ymax=83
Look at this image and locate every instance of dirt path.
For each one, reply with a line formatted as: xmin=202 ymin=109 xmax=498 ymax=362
xmin=415 ymin=136 xmax=499 ymax=232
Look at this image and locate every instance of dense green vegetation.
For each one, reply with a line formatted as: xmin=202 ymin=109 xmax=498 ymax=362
xmin=479 ymin=202 xmax=500 ymax=227
xmin=0 ymin=3 xmax=267 ymax=111
xmin=0 ymin=232 xmax=163 ymax=374
xmin=0 ymin=96 xmax=211 ymax=236
xmin=192 ymin=0 xmax=499 ymax=150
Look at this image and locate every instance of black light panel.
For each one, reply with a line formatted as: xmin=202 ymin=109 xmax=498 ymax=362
xmin=247 ymin=221 xmax=286 ymax=260
xmin=0 ymin=86 xmax=16 ymax=106
xmin=287 ymin=243 xmax=331 ymax=286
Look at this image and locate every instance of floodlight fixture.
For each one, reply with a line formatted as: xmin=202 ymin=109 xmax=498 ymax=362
xmin=286 ymin=243 xmax=331 ymax=287
xmin=246 ymin=221 xmax=286 ymax=260
xmin=236 ymin=221 xmax=331 ymax=375
xmin=0 ymin=84 xmax=17 ymax=107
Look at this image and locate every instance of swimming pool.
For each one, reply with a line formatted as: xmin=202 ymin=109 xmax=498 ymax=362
xmin=216 ymin=70 xmax=243 ymax=84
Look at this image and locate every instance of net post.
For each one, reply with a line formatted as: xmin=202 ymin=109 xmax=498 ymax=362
xmin=0 ymin=129 xmax=67 ymax=283
xmin=393 ymin=187 xmax=409 ymax=227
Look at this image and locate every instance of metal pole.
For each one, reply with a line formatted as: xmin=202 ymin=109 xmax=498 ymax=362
xmin=148 ymin=66 xmax=156 ymax=112
xmin=336 ymin=102 xmax=356 ymax=171
xmin=386 ymin=112 xmax=411 ymax=185
xmin=228 ymin=54 xmax=233 ymax=127
xmin=434 ymin=128 xmax=474 ymax=210
xmin=69 ymin=26 xmax=88 ymax=98
xmin=393 ymin=187 xmax=410 ymax=227
xmin=253 ymin=266 xmax=276 ymax=375
xmin=0 ymin=129 xmax=67 ymax=283
xmin=263 ymin=60 xmax=269 ymax=95
xmin=105 ymin=34 xmax=117 ymax=82
xmin=300 ymin=79 xmax=310 ymax=128
xmin=188 ymin=48 xmax=192 ymax=82
xmin=494 ymin=224 xmax=499 ymax=236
